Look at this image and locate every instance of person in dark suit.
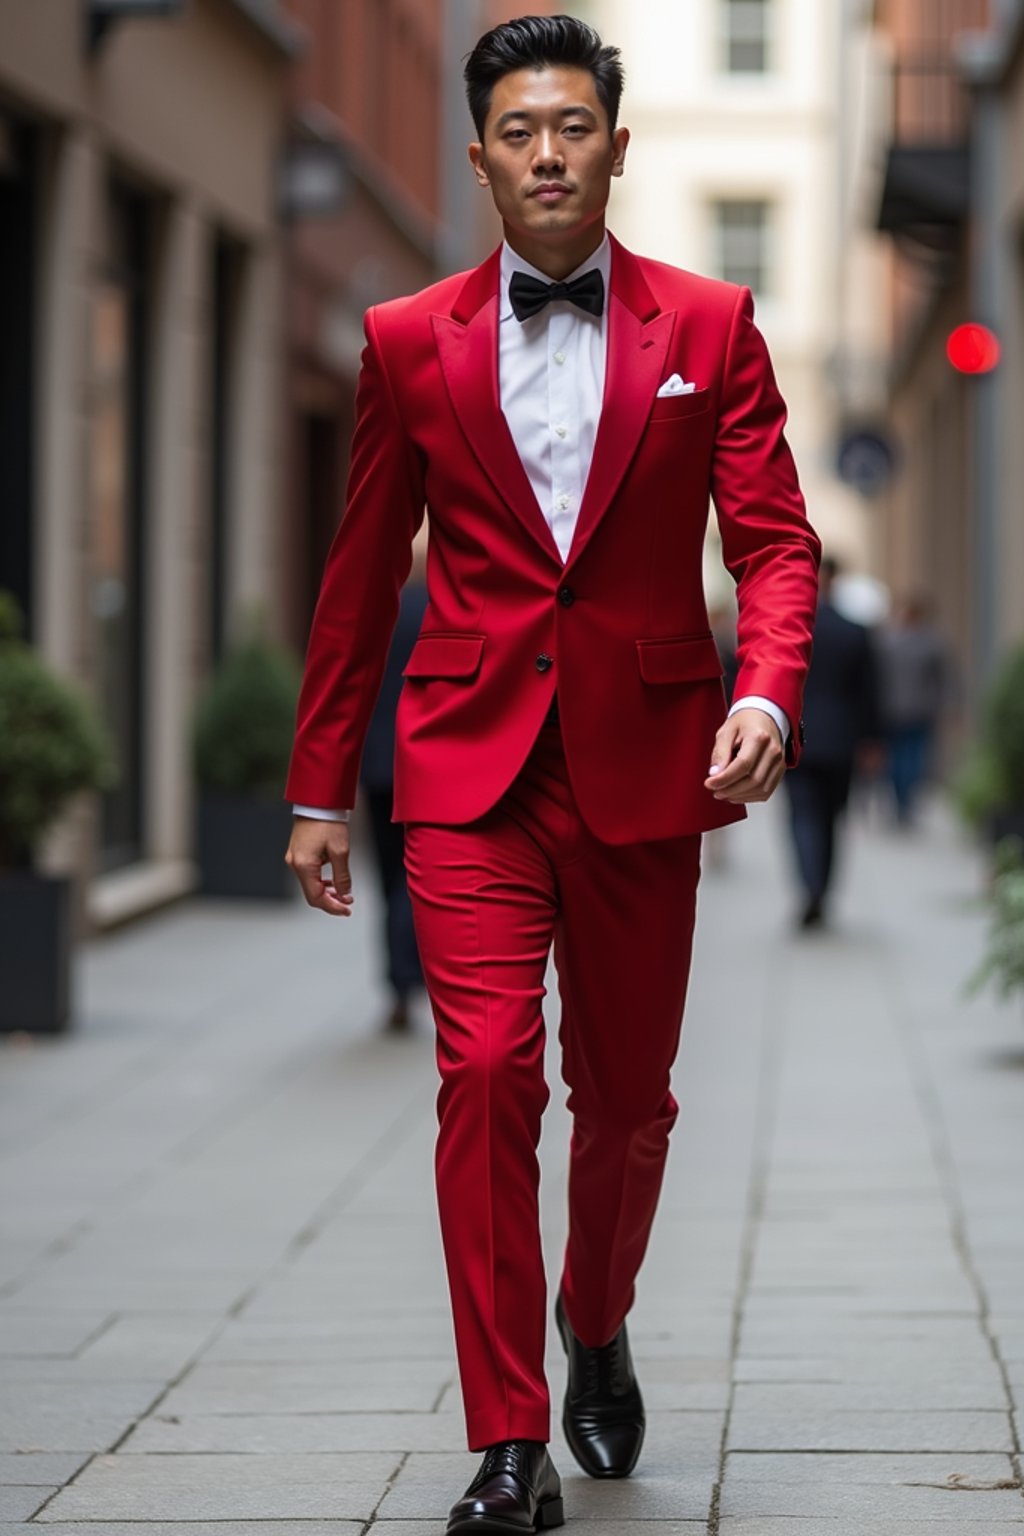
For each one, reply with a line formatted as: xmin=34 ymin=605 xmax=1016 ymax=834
xmin=358 ymin=535 xmax=429 ymax=1029
xmin=784 ymin=557 xmax=880 ymax=928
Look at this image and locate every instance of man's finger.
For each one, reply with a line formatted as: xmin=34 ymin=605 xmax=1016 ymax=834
xmin=707 ymin=718 xmax=740 ymax=777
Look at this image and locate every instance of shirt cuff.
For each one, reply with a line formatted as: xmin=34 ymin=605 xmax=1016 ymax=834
xmin=728 ymin=695 xmax=791 ymax=745
xmin=292 ymin=805 xmax=351 ymax=821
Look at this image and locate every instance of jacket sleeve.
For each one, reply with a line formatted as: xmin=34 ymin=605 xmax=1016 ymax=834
xmin=285 ymin=306 xmax=426 ymax=808
xmin=710 ymin=286 xmax=821 ymax=765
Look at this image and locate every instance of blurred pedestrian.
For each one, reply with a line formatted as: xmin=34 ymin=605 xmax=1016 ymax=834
xmin=358 ymin=529 xmax=429 ymax=1030
xmin=876 ymin=591 xmax=951 ymax=826
xmin=785 ymin=557 xmax=880 ymax=929
xmin=709 ymin=601 xmax=738 ymax=703
xmin=284 ymin=16 xmax=819 ymax=1531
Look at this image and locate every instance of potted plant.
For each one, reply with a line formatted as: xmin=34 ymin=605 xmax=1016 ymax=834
xmin=0 ymin=592 xmax=114 ymax=1035
xmin=954 ymin=644 xmax=1024 ymax=847
xmin=193 ymin=626 xmax=301 ymax=899
xmin=970 ymin=840 xmax=1024 ymax=1008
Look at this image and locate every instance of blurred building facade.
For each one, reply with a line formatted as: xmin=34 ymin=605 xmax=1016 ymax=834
xmin=868 ymin=0 xmax=1024 ymax=716
xmin=0 ymin=0 xmax=298 ymax=923
xmin=279 ymin=0 xmax=560 ymax=649
xmin=281 ymin=0 xmax=446 ymax=649
xmin=0 ymin=0 xmax=554 ymax=926
xmin=582 ymin=0 xmax=871 ymax=601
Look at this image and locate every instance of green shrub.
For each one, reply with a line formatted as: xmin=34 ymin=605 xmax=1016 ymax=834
xmin=953 ymin=743 xmax=1011 ymax=829
xmin=193 ymin=630 xmax=301 ymax=798
xmin=0 ymin=593 xmax=115 ymax=870
xmin=970 ymin=840 xmax=1024 ymax=1002
xmin=985 ymin=643 xmax=1024 ymax=803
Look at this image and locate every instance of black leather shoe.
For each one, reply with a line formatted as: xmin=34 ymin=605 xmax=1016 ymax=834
xmin=446 ymin=1439 xmax=564 ymax=1533
xmin=555 ymin=1291 xmax=645 ymax=1478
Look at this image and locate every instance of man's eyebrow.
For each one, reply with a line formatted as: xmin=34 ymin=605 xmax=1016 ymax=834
xmin=493 ymin=105 xmax=599 ymax=130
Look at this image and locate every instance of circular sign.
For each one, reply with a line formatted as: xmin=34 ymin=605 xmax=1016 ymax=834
xmin=835 ymin=428 xmax=897 ymax=498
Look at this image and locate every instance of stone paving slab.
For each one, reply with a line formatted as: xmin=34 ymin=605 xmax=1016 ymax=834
xmin=0 ymin=1485 xmax=57 ymax=1520
xmin=727 ymin=1409 xmax=1016 ymax=1453
xmin=36 ymin=1452 xmax=395 ymax=1522
xmin=122 ymin=1411 xmax=468 ymax=1454
xmin=0 ymin=1311 xmax=114 ymax=1357
xmin=731 ymin=1379 xmax=1009 ymax=1410
xmin=720 ymin=1478 xmax=1024 ymax=1520
xmin=0 ymin=1454 xmax=92 ymax=1486
xmin=724 ymin=1452 xmax=1018 ymax=1485
xmin=717 ymin=1522 xmax=1024 ymax=1534
xmin=0 ymin=1527 xmax=364 ymax=1535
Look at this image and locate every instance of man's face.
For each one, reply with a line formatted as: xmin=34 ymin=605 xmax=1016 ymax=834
xmin=469 ymin=65 xmax=628 ymax=246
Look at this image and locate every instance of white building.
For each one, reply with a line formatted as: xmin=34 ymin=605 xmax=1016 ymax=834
xmin=583 ymin=0 xmax=876 ymax=598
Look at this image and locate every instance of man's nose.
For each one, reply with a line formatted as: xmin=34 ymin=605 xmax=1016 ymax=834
xmin=532 ymin=132 xmax=564 ymax=172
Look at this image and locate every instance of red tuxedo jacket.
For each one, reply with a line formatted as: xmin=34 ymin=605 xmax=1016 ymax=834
xmin=285 ymin=235 xmax=821 ymax=845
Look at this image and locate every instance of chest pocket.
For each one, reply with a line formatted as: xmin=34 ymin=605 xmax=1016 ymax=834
xmin=647 ymin=388 xmax=711 ymax=425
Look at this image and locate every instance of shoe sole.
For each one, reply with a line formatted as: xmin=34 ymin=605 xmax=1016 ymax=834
xmin=446 ymin=1494 xmax=565 ymax=1532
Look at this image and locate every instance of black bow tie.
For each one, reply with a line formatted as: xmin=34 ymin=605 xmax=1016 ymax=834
xmin=508 ymin=267 xmax=605 ymax=323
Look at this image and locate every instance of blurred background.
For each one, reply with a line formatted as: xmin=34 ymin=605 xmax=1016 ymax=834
xmin=0 ymin=0 xmax=1022 ymax=928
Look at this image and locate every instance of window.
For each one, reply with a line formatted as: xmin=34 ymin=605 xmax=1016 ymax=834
xmin=713 ymin=199 xmax=772 ymax=297
xmin=722 ymin=0 xmax=771 ymax=75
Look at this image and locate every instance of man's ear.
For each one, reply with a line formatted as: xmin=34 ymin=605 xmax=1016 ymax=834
xmin=468 ymin=142 xmax=490 ymax=188
xmin=611 ymin=125 xmax=630 ymax=178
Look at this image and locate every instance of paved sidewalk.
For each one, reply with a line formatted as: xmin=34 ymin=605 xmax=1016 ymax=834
xmin=1 ymin=798 xmax=1023 ymax=1534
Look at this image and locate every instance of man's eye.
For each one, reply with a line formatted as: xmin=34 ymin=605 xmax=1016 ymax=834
xmin=505 ymin=130 xmax=529 ymax=141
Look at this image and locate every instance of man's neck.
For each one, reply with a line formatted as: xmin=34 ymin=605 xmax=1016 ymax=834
xmin=503 ymin=223 xmax=607 ymax=282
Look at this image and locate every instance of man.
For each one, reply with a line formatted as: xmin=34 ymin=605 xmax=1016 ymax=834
xmin=784 ymin=558 xmax=879 ymax=929
xmin=876 ymin=591 xmax=951 ymax=826
xmin=286 ymin=16 xmax=819 ymax=1532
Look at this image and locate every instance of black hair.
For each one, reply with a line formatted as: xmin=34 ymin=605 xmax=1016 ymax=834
xmin=464 ymin=14 xmax=625 ymax=140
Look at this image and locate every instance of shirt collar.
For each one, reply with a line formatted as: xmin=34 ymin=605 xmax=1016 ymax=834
xmin=499 ymin=233 xmax=612 ymax=323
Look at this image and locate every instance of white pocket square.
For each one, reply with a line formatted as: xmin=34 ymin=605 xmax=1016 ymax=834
xmin=656 ymin=373 xmax=697 ymax=397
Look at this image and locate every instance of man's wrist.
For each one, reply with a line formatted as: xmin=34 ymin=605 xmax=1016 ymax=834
xmin=728 ymin=695 xmax=790 ymax=745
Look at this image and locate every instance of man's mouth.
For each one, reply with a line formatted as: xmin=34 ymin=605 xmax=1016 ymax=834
xmin=530 ymin=184 xmax=573 ymax=203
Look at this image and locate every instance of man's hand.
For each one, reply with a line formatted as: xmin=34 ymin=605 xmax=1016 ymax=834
xmin=285 ymin=817 xmax=355 ymax=917
xmin=704 ymin=708 xmax=786 ymax=804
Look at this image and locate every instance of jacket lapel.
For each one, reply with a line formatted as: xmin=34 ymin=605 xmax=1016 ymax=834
xmin=565 ymin=237 xmax=675 ymax=568
xmin=432 ymin=251 xmax=562 ymax=564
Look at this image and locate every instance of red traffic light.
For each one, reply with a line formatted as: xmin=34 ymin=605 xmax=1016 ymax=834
xmin=947 ymin=323 xmax=1001 ymax=374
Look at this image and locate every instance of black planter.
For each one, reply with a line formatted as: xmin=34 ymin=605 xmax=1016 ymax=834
xmin=197 ymin=794 xmax=296 ymax=900
xmin=0 ymin=873 xmax=72 ymax=1035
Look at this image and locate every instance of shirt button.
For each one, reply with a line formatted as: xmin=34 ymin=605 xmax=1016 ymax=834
xmin=558 ymin=586 xmax=575 ymax=607
xmin=556 ymin=494 xmax=570 ymax=511
xmin=535 ymin=653 xmax=554 ymax=673
xmin=553 ymin=350 xmax=566 ymax=365
xmin=554 ymin=424 xmax=568 ymax=438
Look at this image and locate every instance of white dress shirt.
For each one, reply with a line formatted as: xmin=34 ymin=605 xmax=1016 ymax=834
xmin=295 ymin=236 xmax=787 ymax=821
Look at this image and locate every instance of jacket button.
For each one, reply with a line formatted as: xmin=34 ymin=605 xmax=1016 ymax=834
xmin=535 ymin=653 xmax=554 ymax=673
xmin=558 ymin=586 xmax=575 ymax=607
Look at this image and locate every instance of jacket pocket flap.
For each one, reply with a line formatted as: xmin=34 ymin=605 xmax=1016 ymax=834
xmin=636 ymin=634 xmax=723 ymax=684
xmin=403 ymin=633 xmax=485 ymax=680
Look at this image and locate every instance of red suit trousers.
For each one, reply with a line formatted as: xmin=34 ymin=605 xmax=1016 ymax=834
xmin=403 ymin=722 xmax=701 ymax=1450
